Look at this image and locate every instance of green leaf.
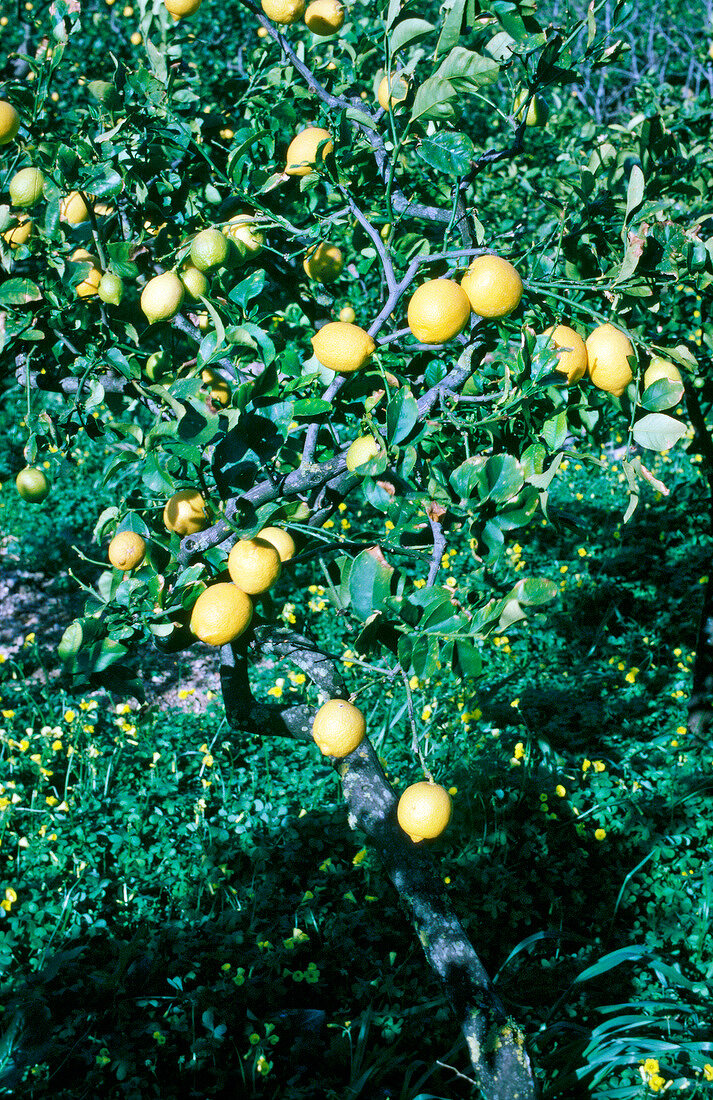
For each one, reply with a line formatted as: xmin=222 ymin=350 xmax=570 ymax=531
xmin=450 ymin=455 xmax=486 ymax=501
xmin=228 ymin=270 xmax=266 ymax=311
xmin=389 ymin=17 xmax=434 ymax=54
xmin=641 ymin=378 xmax=684 ymax=412
xmin=410 ymin=77 xmax=457 ymax=123
xmin=435 ymin=0 xmax=467 ymax=57
xmin=292 ymin=398 xmax=332 ymax=417
xmin=411 ymin=634 xmax=440 ymax=678
xmin=349 ymin=548 xmax=394 ymax=621
xmin=633 ymin=413 xmax=686 ymax=452
xmin=509 ymin=577 xmax=558 ymax=606
xmin=410 ymin=586 xmax=468 ymax=634
xmin=574 ymin=945 xmax=650 ymax=984
xmin=541 ymin=410 xmax=568 ymax=450
xmin=386 ymin=388 xmax=419 ymax=444
xmin=435 ymin=46 xmax=500 ymax=88
xmin=80 ymin=163 xmax=123 ymax=198
xmin=477 ymin=454 xmax=524 ymax=504
xmin=416 ymin=131 xmax=474 ymax=177
xmin=625 ymin=164 xmax=645 ymax=222
xmin=453 ymin=639 xmax=482 ymax=677
xmin=0 ymin=278 xmax=41 ymax=305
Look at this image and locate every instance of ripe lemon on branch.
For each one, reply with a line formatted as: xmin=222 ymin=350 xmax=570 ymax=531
xmin=190 ymin=583 xmax=253 ymax=645
xmin=285 ymin=127 xmax=333 ymax=176
xmin=181 ymin=263 xmax=209 ymax=300
xmin=585 ymin=323 xmax=634 ymax=397
xmin=304 ymin=0 xmax=344 ymax=35
xmin=407 ymin=278 xmax=471 ymax=344
xmin=60 ymin=191 xmax=91 ymax=225
xmin=346 ymin=434 xmax=381 ymax=472
xmin=397 ymin=781 xmax=452 ymax=843
xmin=3 ymin=218 xmax=33 ymax=247
xmin=228 ymin=537 xmax=282 ymax=594
xmin=98 ymin=272 xmax=124 ymax=305
xmin=377 ymin=72 xmax=410 ymax=111
xmin=258 ymin=526 xmax=296 ymax=562
xmin=261 ymin=0 xmax=305 ymax=22
xmin=190 ymin=228 xmax=229 ymax=272
xmin=163 ymin=488 xmax=207 ymax=535
xmin=224 ymin=215 xmax=265 ymax=258
xmin=9 ymin=167 xmax=45 ymax=208
xmin=312 ymin=321 xmax=375 ymax=372
xmin=460 ymin=254 xmax=523 ymax=318
xmin=164 ymin=0 xmax=202 ymax=16
xmin=312 ymin=699 xmax=366 ymax=757
xmin=644 ymin=357 xmax=682 ymax=388
xmin=71 ymin=249 xmax=103 ymax=299
xmin=0 ymin=100 xmax=20 ymax=144
xmin=543 ymin=324 xmax=588 ymax=384
xmin=303 ymin=241 xmax=343 ymax=283
xmin=201 ymin=367 xmax=231 ymax=407
xmin=108 ymin=531 xmax=146 ymax=570
xmin=15 ymin=466 xmax=50 ymax=502
xmin=141 ymin=271 xmax=185 ymax=324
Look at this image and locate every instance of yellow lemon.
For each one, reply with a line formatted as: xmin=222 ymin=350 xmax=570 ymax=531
xmin=141 ymin=271 xmax=185 ymax=323
xmin=163 ymin=488 xmax=207 ymax=535
xmin=0 ymin=100 xmax=20 ymax=144
xmin=9 ymin=167 xmax=45 ymax=208
xmin=346 ymin=434 xmax=381 ymax=472
xmin=181 ymin=263 xmax=209 ymax=299
xmin=543 ymin=324 xmax=588 ymax=384
xmin=407 ymin=278 xmax=471 ymax=344
xmin=312 ymin=321 xmax=375 ymax=373
xmin=303 ymin=241 xmax=343 ymax=283
xmin=261 ymin=0 xmax=305 ymax=22
xmin=285 ymin=127 xmax=333 ymax=176
xmin=15 ymin=466 xmax=50 ymax=502
xmin=190 ymin=583 xmax=253 ymax=645
xmin=223 ymin=215 xmax=265 ymax=257
xmin=228 ymin=537 xmax=282 ymax=594
xmin=585 ymin=324 xmax=634 ymax=397
xmin=257 ymin=526 xmax=296 ymax=562
xmin=3 ymin=217 xmax=33 ymax=247
xmin=304 ymin=0 xmax=344 ymax=35
xmin=397 ymin=781 xmax=452 ymax=843
xmin=377 ymin=72 xmax=410 ymax=111
xmin=98 ymin=272 xmax=124 ymax=305
xmin=461 ymin=254 xmax=523 ymax=319
xmin=644 ymin=357 xmax=682 ymax=388
xmin=339 ymin=304 xmax=356 ymax=323
xmin=164 ymin=0 xmax=202 ymax=15
xmin=201 ymin=367 xmax=231 ymax=406
xmin=108 ymin=531 xmax=146 ymax=570
xmin=190 ymin=228 xmax=229 ymax=272
xmin=71 ymin=249 xmax=103 ymax=298
xmin=312 ymin=698 xmax=366 ymax=757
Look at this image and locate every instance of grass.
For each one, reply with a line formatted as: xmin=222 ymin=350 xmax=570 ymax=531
xmin=1 ymin=428 xmax=713 ymax=1097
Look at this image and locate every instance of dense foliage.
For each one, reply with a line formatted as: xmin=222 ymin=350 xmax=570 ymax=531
xmin=1 ymin=0 xmax=713 ymax=1095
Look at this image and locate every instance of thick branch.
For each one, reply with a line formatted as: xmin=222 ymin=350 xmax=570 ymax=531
xmin=218 ymin=626 xmax=535 ymax=1099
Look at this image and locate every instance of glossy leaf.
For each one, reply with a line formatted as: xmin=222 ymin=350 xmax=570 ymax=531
xmin=633 ymin=413 xmax=687 ymax=452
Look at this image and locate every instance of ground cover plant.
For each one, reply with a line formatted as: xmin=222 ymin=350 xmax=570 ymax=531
xmin=1 ymin=0 xmax=713 ymax=1095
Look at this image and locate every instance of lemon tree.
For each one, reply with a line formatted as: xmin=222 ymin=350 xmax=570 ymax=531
xmin=2 ymin=0 xmax=712 ymax=1094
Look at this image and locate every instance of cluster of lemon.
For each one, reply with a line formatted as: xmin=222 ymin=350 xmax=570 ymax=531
xmin=106 ymin=488 xmax=294 ymax=650
xmin=310 ymin=252 xmax=681 ymax=406
xmin=106 ymin=502 xmax=452 ymax=842
xmin=312 ymin=698 xmax=452 ymax=842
